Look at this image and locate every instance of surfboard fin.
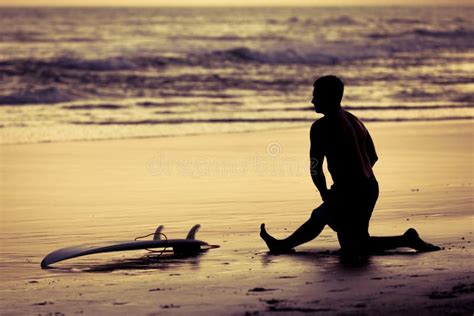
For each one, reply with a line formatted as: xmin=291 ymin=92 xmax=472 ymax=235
xmin=186 ymin=224 xmax=200 ymax=240
xmin=153 ymin=225 xmax=164 ymax=240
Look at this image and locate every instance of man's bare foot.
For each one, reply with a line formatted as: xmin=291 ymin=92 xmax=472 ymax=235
xmin=260 ymin=224 xmax=293 ymax=254
xmin=404 ymin=228 xmax=441 ymax=252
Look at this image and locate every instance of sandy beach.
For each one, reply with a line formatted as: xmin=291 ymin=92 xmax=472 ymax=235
xmin=1 ymin=120 xmax=473 ymax=315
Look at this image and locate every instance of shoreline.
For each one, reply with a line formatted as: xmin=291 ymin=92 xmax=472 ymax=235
xmin=1 ymin=118 xmax=472 ymax=147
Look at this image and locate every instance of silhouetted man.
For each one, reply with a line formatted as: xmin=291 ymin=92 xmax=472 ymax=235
xmin=260 ymin=75 xmax=440 ymax=257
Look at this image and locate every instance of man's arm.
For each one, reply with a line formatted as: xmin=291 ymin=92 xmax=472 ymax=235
xmin=310 ymin=123 xmax=329 ymax=201
xmin=366 ymin=131 xmax=378 ymax=167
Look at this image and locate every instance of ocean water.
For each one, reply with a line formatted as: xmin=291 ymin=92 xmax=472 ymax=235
xmin=0 ymin=6 xmax=473 ymax=144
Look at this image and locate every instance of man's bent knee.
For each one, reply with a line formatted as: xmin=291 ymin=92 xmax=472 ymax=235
xmin=337 ymin=230 xmax=370 ymax=255
xmin=310 ymin=203 xmax=329 ymax=220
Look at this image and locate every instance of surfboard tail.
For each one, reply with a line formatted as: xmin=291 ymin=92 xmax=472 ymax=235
xmin=153 ymin=225 xmax=164 ymax=240
xmin=186 ymin=224 xmax=200 ymax=240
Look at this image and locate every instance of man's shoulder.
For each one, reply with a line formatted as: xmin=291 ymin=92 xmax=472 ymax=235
xmin=311 ymin=117 xmax=326 ymax=131
xmin=343 ymin=109 xmax=367 ymax=129
xmin=343 ymin=108 xmax=362 ymax=122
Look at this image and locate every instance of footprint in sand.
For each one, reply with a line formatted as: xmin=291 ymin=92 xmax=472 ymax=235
xmin=248 ymin=287 xmax=278 ymax=293
xmin=329 ymin=287 xmax=351 ymax=292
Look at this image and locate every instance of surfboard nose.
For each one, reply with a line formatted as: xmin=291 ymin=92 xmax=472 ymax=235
xmin=40 ymin=259 xmax=48 ymax=269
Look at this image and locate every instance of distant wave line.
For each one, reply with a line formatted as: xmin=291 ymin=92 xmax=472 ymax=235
xmin=70 ymin=116 xmax=473 ymax=126
xmin=255 ymin=104 xmax=474 ymax=112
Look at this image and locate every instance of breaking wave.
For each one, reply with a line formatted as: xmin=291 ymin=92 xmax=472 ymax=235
xmin=63 ymin=104 xmax=125 ymax=110
xmin=2 ymin=25 xmax=473 ymax=77
xmin=0 ymin=46 xmax=367 ymax=74
xmin=0 ymin=87 xmax=74 ymax=105
xmin=70 ymin=116 xmax=473 ymax=126
xmin=368 ymin=27 xmax=474 ymax=40
xmin=412 ymin=27 xmax=472 ymax=38
xmin=0 ymin=31 xmax=97 ymax=43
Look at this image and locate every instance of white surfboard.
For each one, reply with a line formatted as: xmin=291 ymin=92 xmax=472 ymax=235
xmin=41 ymin=224 xmax=218 ymax=268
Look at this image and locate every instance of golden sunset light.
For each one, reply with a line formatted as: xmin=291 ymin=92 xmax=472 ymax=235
xmin=1 ymin=2 xmax=473 ymax=315
xmin=0 ymin=0 xmax=473 ymax=5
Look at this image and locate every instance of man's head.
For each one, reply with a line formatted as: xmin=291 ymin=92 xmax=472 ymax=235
xmin=312 ymin=75 xmax=344 ymax=114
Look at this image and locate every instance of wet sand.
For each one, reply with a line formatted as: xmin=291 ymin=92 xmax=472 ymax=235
xmin=1 ymin=120 xmax=473 ymax=315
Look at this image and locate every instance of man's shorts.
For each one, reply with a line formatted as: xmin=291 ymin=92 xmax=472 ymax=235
xmin=311 ymin=177 xmax=379 ymax=234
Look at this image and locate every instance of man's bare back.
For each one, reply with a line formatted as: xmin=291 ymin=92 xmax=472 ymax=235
xmin=311 ymin=109 xmax=377 ymax=186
